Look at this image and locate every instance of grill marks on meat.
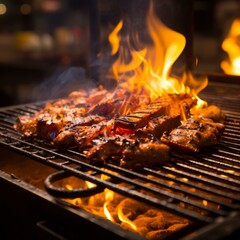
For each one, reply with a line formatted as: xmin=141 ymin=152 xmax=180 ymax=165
xmin=143 ymin=115 xmax=181 ymax=138
xmin=53 ymin=115 xmax=106 ymax=148
xmin=121 ymin=142 xmax=170 ymax=169
xmin=114 ymin=94 xmax=196 ymax=131
xmin=86 ymin=137 xmax=170 ymax=169
xmin=114 ymin=96 xmax=171 ymax=130
xmin=14 ymin=84 xmax=225 ymax=169
xmin=161 ymin=117 xmax=225 ymax=152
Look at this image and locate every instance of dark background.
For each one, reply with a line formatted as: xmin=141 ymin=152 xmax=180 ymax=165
xmin=0 ymin=0 xmax=239 ymax=107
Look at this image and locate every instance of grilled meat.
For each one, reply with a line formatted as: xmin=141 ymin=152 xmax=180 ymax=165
xmin=87 ymin=136 xmax=170 ymax=169
xmin=161 ymin=116 xmax=225 ymax=152
xmin=14 ymin=83 xmax=225 ymax=170
xmin=114 ymin=94 xmax=197 ymax=131
xmin=88 ymin=88 xmax=150 ymax=118
xmin=86 ymin=137 xmax=125 ymax=164
xmin=143 ymin=115 xmax=181 ymax=138
xmin=74 ymin=120 xmax=115 ymax=149
xmin=120 ymin=142 xmax=170 ymax=169
xmin=193 ymin=105 xmax=225 ymax=123
xmin=15 ymin=115 xmax=38 ymax=138
xmin=53 ymin=115 xmax=106 ymax=148
xmin=114 ymin=96 xmax=171 ymax=130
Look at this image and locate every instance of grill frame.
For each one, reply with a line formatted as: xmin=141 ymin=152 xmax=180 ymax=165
xmin=0 ymin=78 xmax=240 ymax=239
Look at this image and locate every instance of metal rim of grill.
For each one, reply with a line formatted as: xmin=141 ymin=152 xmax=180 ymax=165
xmin=0 ymin=79 xmax=240 ymax=239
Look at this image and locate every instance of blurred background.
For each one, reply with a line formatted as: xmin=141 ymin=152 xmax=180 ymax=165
xmin=0 ymin=0 xmax=239 ymax=107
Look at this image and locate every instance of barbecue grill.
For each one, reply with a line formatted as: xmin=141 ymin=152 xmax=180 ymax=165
xmin=0 ymin=75 xmax=240 ymax=239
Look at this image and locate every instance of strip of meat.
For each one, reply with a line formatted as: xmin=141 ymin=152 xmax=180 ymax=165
xmin=74 ymin=120 xmax=115 ymax=149
xmin=86 ymin=137 xmax=125 ymax=165
xmin=114 ymin=96 xmax=171 ymax=130
xmin=87 ymin=88 xmax=150 ymax=118
xmin=143 ymin=115 xmax=181 ymax=138
xmin=86 ymin=136 xmax=170 ymax=169
xmin=36 ymin=107 xmax=87 ymax=140
xmin=120 ymin=142 xmax=170 ymax=169
xmin=114 ymin=94 xmax=197 ymax=131
xmin=53 ymin=115 xmax=106 ymax=148
xmin=161 ymin=116 xmax=225 ymax=152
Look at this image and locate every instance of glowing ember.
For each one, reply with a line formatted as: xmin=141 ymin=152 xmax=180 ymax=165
xmin=221 ymin=18 xmax=240 ymax=75
xmin=202 ymin=200 xmax=208 ymax=206
xmin=108 ymin=0 xmax=207 ymax=108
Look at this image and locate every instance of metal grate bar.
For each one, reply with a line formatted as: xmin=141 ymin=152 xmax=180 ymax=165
xmin=0 ymin=132 xmax=231 ymax=223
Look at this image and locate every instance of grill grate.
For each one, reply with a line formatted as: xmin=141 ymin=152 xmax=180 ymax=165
xmin=0 ymin=82 xmax=240 ymax=238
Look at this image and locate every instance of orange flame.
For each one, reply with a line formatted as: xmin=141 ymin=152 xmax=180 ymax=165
xmin=108 ymin=0 xmax=207 ymax=105
xmin=221 ymin=18 xmax=240 ymax=75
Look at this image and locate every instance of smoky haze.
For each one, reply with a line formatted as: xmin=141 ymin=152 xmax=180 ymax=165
xmin=31 ymin=67 xmax=97 ymax=102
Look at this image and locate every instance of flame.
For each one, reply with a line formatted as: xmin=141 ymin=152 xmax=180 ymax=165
xmin=108 ymin=0 xmax=207 ymax=107
xmin=221 ymin=18 xmax=240 ymax=75
xmin=117 ymin=201 xmax=137 ymax=231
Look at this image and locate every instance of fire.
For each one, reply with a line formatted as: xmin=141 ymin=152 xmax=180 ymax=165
xmin=221 ymin=18 xmax=240 ymax=75
xmin=108 ymin=0 xmax=207 ymax=108
xmin=64 ymin=170 xmax=138 ymax=232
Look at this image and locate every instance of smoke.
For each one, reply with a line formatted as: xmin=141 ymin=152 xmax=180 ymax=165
xmin=32 ymin=66 xmax=97 ymax=101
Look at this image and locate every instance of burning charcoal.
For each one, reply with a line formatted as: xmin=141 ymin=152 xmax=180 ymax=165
xmin=136 ymin=227 xmax=149 ymax=237
xmin=167 ymin=223 xmax=188 ymax=231
xmin=161 ymin=116 xmax=225 ymax=152
xmin=117 ymin=198 xmax=148 ymax=220
xmin=145 ymin=229 xmax=172 ymax=240
xmin=144 ymin=209 xmax=164 ymax=218
xmin=120 ymin=142 xmax=170 ymax=169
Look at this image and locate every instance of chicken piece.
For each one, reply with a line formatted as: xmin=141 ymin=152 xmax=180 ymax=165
xmin=161 ymin=116 xmax=225 ymax=152
xmin=120 ymin=142 xmax=170 ymax=169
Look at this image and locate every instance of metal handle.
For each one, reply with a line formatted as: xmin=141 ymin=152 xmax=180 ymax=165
xmin=44 ymin=170 xmax=104 ymax=199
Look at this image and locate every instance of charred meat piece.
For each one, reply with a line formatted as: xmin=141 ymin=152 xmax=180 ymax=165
xmin=120 ymin=142 xmax=170 ymax=169
xmin=87 ymin=88 xmax=150 ymax=118
xmin=15 ymin=105 xmax=87 ymax=139
xmin=53 ymin=115 xmax=106 ymax=148
xmin=74 ymin=120 xmax=115 ymax=149
xmin=14 ymin=115 xmax=38 ymax=138
xmin=143 ymin=115 xmax=181 ymax=138
xmin=36 ymin=107 xmax=87 ymax=140
xmin=114 ymin=96 xmax=171 ymax=130
xmin=86 ymin=137 xmax=125 ymax=164
xmin=87 ymin=137 xmax=170 ymax=169
xmin=161 ymin=117 xmax=225 ymax=152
